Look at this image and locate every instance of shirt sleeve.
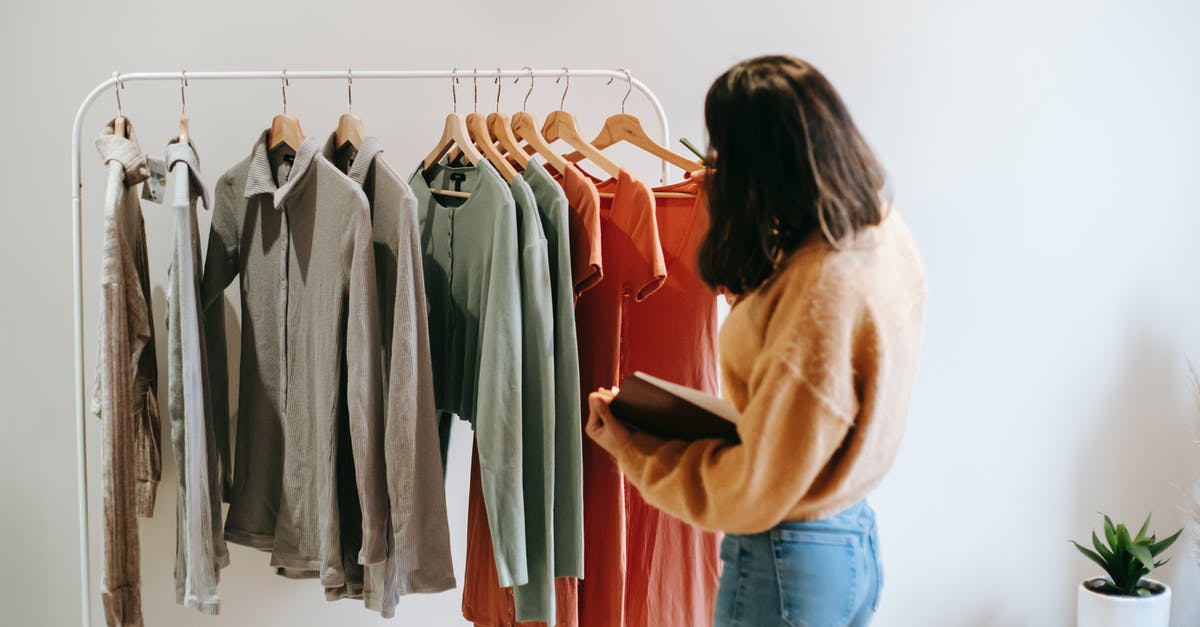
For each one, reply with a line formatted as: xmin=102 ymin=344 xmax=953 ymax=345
xmin=474 ymin=197 xmax=527 ymax=588
xmin=380 ymin=181 xmax=455 ymax=592
xmin=344 ymin=191 xmax=389 ymax=567
xmin=199 ymin=175 xmax=239 ymax=500
xmin=615 ymin=279 xmax=864 ymax=534
xmin=568 ymin=177 xmax=603 ymax=298
xmin=620 ymin=182 xmax=666 ymax=301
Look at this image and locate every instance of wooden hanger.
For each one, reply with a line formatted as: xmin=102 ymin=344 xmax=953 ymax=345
xmin=505 ymin=68 xmax=567 ymax=173
xmin=422 ymin=71 xmax=485 ymax=198
xmin=565 ymin=71 xmax=702 ymax=175
xmin=488 ymin=112 xmax=528 ymax=169
xmin=178 ymin=72 xmax=190 ymax=144
xmin=335 ymin=70 xmax=364 ymax=150
xmin=566 ymin=113 xmax=703 ymax=174
xmin=268 ymin=71 xmax=304 ymax=151
xmin=541 ymin=69 xmax=621 ymax=179
xmin=467 ymin=111 xmax=517 ymax=182
xmin=541 ymin=109 xmax=621 ymax=179
xmin=447 ymin=70 xmax=517 ymax=182
xmin=484 ymin=67 xmax=528 ymax=170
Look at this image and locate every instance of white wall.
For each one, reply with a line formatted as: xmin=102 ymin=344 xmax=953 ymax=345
xmin=2 ymin=1 xmax=1199 ymax=625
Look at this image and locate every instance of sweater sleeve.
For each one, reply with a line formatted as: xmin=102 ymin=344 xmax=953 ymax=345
xmin=615 ymin=273 xmax=865 ymax=534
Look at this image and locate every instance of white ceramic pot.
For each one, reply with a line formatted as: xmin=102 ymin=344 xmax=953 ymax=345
xmin=1077 ymin=578 xmax=1171 ymax=627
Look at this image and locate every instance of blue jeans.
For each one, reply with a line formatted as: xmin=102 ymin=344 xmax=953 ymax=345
xmin=714 ymin=501 xmax=881 ymax=627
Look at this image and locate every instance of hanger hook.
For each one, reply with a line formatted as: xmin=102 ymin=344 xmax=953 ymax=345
xmin=515 ymin=66 xmax=534 ymax=112
xmin=347 ymin=68 xmax=353 ymax=113
xmin=621 ymin=69 xmax=632 ymax=113
xmin=180 ymin=70 xmax=188 ymax=115
xmin=495 ymin=67 xmax=502 ymax=113
xmin=281 ymin=69 xmax=289 ymax=114
xmin=556 ymin=67 xmax=570 ymax=109
xmin=451 ymin=68 xmax=459 ymax=113
xmin=113 ymin=72 xmax=124 ymax=118
xmin=472 ymin=67 xmax=479 ymax=113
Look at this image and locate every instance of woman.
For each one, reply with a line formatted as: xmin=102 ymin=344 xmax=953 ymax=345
xmin=586 ymin=55 xmax=927 ymax=627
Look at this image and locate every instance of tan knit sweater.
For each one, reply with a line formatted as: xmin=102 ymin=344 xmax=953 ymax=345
xmin=615 ymin=210 xmax=927 ymax=534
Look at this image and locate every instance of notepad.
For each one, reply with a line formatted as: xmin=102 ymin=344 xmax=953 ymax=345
xmin=609 ymin=371 xmax=740 ymax=442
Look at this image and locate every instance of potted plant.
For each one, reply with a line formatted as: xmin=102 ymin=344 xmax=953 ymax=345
xmin=1072 ymin=513 xmax=1182 ymax=627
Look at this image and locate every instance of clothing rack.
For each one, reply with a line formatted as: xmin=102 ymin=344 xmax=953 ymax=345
xmin=69 ymin=67 xmax=674 ymax=627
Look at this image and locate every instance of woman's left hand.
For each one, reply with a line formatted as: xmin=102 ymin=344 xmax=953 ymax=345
xmin=586 ymin=387 xmax=633 ymax=455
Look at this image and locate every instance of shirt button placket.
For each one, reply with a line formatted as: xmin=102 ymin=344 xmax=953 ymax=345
xmin=279 ymin=203 xmax=290 ymax=414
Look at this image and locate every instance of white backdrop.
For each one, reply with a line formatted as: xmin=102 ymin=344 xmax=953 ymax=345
xmin=2 ymin=1 xmax=1199 ymax=625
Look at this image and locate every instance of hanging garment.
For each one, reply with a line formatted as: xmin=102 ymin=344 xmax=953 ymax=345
xmin=614 ymin=210 xmax=928 ymax=530
xmin=509 ymin=173 xmax=557 ymax=622
xmin=461 ymin=171 xmax=558 ymax=623
xmin=572 ymin=168 xmax=666 ymax=627
xmin=164 ymin=138 xmax=229 ymax=614
xmin=523 ymin=159 xmax=585 ymax=579
xmin=610 ymin=175 xmax=721 ymax=627
xmin=317 ymin=135 xmax=456 ymax=616
xmin=408 ymin=160 xmax=528 ymax=589
xmin=92 ymin=117 xmax=159 ymax=627
xmin=201 ymin=133 xmax=389 ymax=589
xmin=460 ymin=158 xmax=593 ymax=627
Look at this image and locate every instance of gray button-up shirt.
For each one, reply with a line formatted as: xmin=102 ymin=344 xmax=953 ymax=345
xmin=320 ymin=135 xmax=456 ymax=616
xmin=164 ymin=138 xmax=229 ymax=615
xmin=202 ymin=132 xmax=388 ymax=588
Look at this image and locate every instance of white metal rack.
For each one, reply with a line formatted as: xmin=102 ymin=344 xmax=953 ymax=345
xmin=69 ymin=67 xmax=673 ymax=627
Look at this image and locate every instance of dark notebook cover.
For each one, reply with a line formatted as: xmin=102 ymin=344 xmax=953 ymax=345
xmin=609 ymin=371 xmax=741 ymax=442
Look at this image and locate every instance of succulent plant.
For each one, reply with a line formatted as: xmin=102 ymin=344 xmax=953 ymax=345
xmin=1073 ymin=513 xmax=1181 ymax=596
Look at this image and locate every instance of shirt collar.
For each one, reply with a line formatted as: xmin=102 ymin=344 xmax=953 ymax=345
xmin=320 ymin=133 xmax=383 ymax=185
xmin=95 ymin=117 xmax=149 ymax=186
xmin=242 ymin=130 xmax=321 ymax=208
xmin=166 ymin=138 xmax=211 ymax=210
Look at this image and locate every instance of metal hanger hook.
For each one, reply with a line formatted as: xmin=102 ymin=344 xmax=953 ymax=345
xmin=113 ymin=72 xmax=125 ymax=117
xmin=347 ymin=69 xmax=353 ymax=113
xmin=620 ymin=69 xmax=632 ymax=113
xmin=494 ymin=67 xmax=501 ymax=113
xmin=281 ymin=70 xmax=289 ymax=114
xmin=556 ymin=67 xmax=570 ymax=109
xmin=180 ymin=70 xmax=188 ymax=115
xmin=515 ymin=66 xmax=534 ymax=112
xmin=604 ymin=69 xmax=633 ymax=113
xmin=472 ymin=67 xmax=479 ymax=113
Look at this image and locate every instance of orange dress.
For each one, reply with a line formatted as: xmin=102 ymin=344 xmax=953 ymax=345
xmin=600 ymin=174 xmax=721 ymax=627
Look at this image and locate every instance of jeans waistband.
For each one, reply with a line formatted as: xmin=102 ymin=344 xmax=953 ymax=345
xmin=766 ymin=500 xmax=876 ymax=537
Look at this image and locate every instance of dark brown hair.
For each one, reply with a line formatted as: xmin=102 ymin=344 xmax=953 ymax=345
xmin=698 ymin=55 xmax=886 ymax=295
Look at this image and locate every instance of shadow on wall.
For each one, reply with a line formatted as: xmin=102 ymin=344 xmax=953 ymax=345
xmin=1067 ymin=308 xmax=1198 ymax=625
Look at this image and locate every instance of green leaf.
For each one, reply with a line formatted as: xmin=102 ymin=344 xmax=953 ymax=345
xmin=1073 ymin=541 xmax=1110 ymax=571
xmin=1150 ymin=528 xmax=1183 ymax=557
xmin=1093 ymin=531 xmax=1113 ymax=562
xmin=1130 ymin=544 xmax=1154 ymax=569
xmin=1136 ymin=514 xmax=1152 ymax=542
xmin=1117 ymin=524 xmax=1132 ymax=550
xmin=1104 ymin=514 xmax=1119 ymax=548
